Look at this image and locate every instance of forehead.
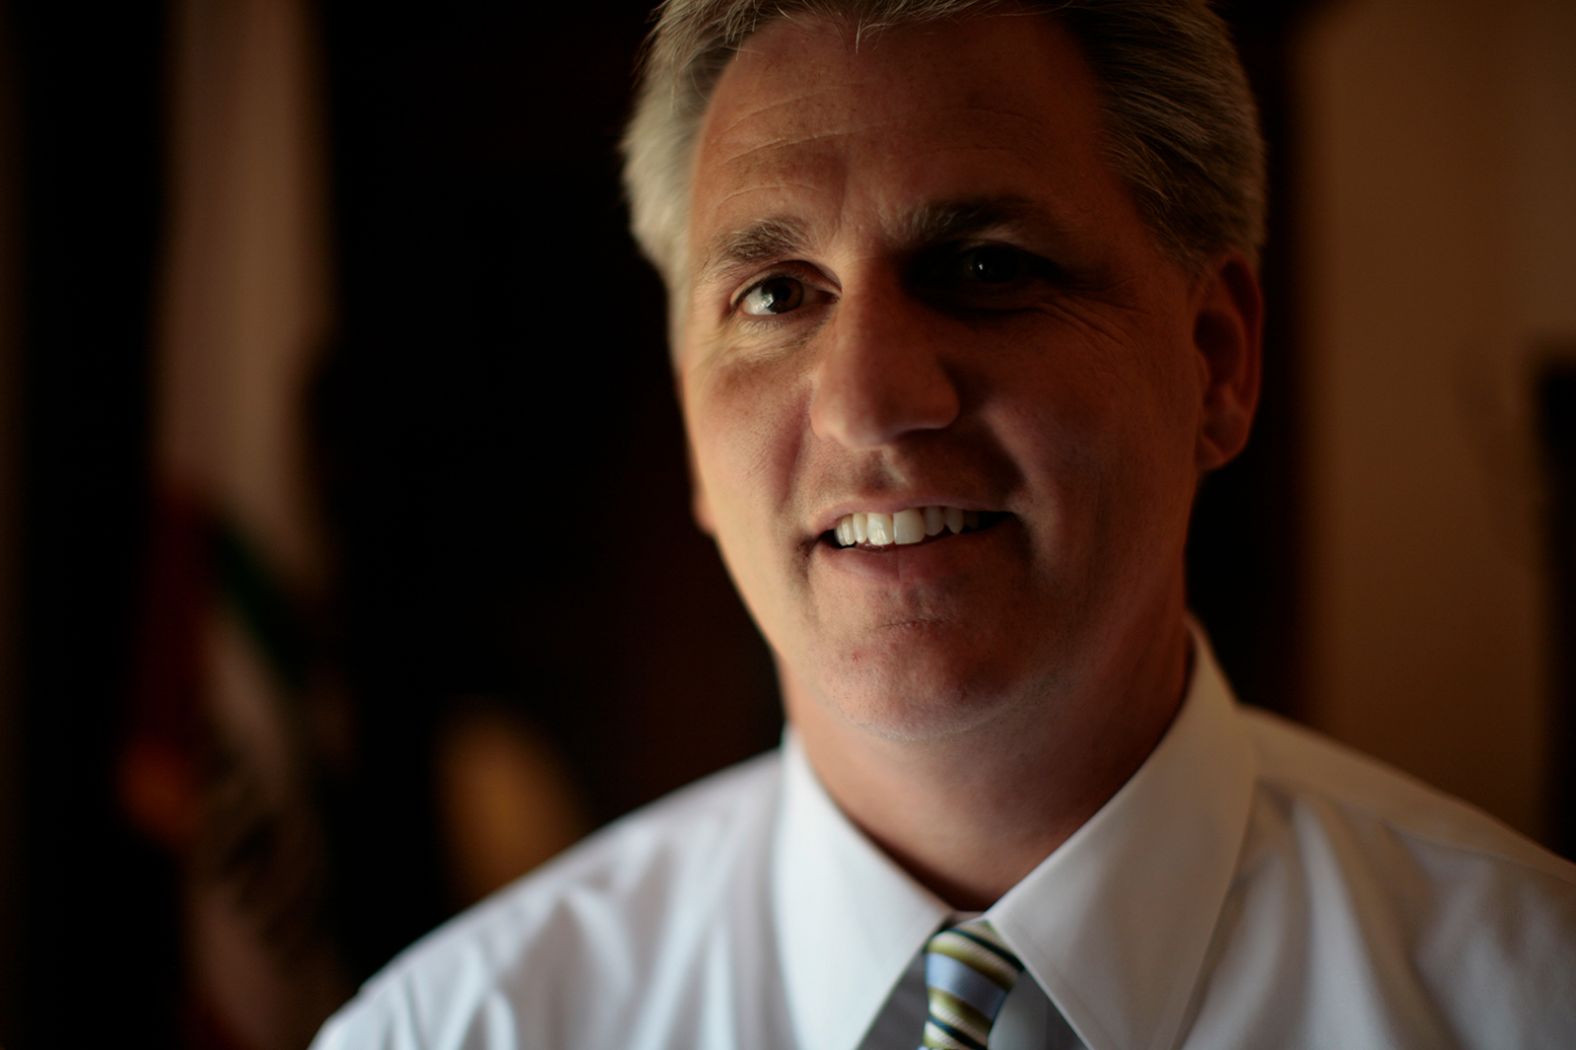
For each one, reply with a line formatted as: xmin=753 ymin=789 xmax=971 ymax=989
xmin=686 ymin=12 xmax=1142 ymax=277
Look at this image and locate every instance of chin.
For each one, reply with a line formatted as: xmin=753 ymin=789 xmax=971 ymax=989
xmin=805 ymin=640 xmax=1041 ymax=744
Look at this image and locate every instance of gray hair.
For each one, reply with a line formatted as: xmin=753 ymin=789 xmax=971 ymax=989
xmin=622 ymin=0 xmax=1266 ymax=299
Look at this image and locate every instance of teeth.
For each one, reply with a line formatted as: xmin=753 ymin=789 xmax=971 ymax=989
xmin=830 ymin=506 xmax=988 ymax=548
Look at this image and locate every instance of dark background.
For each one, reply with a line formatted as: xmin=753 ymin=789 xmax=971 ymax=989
xmin=4 ymin=1 xmax=1394 ymax=1045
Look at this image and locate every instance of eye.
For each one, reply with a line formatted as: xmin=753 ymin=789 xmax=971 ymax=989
xmin=912 ymin=242 xmax=1059 ymax=312
xmin=958 ymin=244 xmax=1025 ymax=284
xmin=737 ymin=276 xmax=805 ymax=316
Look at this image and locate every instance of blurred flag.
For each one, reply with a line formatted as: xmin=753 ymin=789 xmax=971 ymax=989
xmin=120 ymin=0 xmax=350 ymax=1045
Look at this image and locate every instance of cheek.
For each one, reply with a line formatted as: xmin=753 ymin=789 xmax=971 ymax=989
xmin=684 ymin=364 xmax=806 ymax=535
xmin=1066 ymin=321 xmax=1201 ymax=464
xmin=986 ymin=348 xmax=1145 ymax=480
xmin=995 ymin=334 xmax=1200 ymax=535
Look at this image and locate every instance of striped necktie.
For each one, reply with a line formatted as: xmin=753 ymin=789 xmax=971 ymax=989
xmin=919 ymin=918 xmax=1025 ymax=1050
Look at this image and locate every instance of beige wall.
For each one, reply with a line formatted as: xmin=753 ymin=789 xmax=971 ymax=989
xmin=1296 ymin=0 xmax=1576 ymax=840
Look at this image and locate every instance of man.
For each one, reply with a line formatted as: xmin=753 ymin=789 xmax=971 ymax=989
xmin=315 ymin=1 xmax=1576 ymax=1047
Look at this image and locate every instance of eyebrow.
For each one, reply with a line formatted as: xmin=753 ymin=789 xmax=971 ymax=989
xmin=695 ymin=216 xmax=813 ymax=288
xmin=693 ymin=194 xmax=1076 ymax=287
xmin=895 ymin=195 xmax=1072 ymax=247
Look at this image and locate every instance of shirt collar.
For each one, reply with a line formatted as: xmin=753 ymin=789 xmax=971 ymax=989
xmin=771 ymin=631 xmax=1258 ymax=1050
xmin=989 ymin=632 xmax=1257 ymax=1050
xmin=773 ymin=732 xmax=952 ymax=1049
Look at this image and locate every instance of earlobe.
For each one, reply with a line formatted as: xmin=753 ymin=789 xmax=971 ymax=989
xmin=692 ymin=481 xmax=716 ymax=536
xmin=677 ymin=372 xmax=717 ymax=537
xmin=1192 ymin=253 xmax=1263 ymax=471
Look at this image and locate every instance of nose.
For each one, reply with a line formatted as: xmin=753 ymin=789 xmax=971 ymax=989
xmin=808 ymin=282 xmax=961 ymax=449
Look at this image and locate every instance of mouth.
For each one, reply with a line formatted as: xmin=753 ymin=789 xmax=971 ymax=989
xmin=819 ymin=506 xmax=1010 ymax=551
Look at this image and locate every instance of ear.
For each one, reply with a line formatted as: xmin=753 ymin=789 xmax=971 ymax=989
xmin=689 ymin=446 xmax=716 ymax=536
xmin=1191 ymin=252 xmax=1263 ymax=472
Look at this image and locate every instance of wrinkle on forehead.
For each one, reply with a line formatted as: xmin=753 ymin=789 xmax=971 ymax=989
xmin=708 ymin=107 xmax=1056 ymax=168
xmin=709 ymin=84 xmax=856 ymax=144
xmin=698 ymin=50 xmax=1076 ymax=194
xmin=707 ymin=130 xmax=856 ymax=172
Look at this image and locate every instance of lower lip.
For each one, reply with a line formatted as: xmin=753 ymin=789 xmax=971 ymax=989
xmin=811 ymin=518 xmax=1018 ymax=586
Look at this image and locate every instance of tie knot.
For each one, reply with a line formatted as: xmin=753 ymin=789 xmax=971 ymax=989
xmin=920 ymin=918 xmax=1025 ymax=1049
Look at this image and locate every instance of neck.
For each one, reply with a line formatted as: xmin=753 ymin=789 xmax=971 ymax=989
xmin=783 ymin=614 xmax=1191 ymax=910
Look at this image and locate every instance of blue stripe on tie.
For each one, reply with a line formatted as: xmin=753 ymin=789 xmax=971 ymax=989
xmin=925 ymin=951 xmax=1011 ymax=1019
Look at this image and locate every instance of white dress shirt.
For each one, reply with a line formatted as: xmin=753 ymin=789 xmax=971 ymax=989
xmin=313 ymin=638 xmax=1576 ymax=1049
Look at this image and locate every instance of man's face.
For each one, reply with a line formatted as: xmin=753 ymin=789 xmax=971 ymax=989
xmin=677 ymin=12 xmax=1254 ymax=741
